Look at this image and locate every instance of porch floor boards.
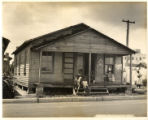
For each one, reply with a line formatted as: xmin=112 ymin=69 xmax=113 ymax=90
xmin=89 ymin=84 xmax=130 ymax=88
xmin=34 ymin=82 xmax=130 ymax=89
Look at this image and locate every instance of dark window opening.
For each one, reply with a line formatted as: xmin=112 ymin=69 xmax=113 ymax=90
xmin=41 ymin=51 xmax=54 ymax=73
xmin=105 ymin=56 xmax=115 ymax=82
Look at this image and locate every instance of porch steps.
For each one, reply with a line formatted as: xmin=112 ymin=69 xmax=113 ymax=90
xmin=77 ymin=87 xmax=109 ymax=95
xmin=89 ymin=87 xmax=109 ymax=95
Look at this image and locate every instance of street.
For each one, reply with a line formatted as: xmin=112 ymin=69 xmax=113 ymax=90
xmin=3 ymin=100 xmax=147 ymax=117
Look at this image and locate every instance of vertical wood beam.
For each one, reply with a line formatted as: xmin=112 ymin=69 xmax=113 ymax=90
xmin=121 ymin=56 xmax=123 ymax=84
xmin=103 ymin=54 xmax=105 ymax=74
xmin=103 ymin=54 xmax=106 ymax=86
xmin=39 ymin=50 xmax=42 ymax=83
xmin=88 ymin=53 xmax=91 ymax=85
xmin=130 ymin=54 xmax=132 ymax=88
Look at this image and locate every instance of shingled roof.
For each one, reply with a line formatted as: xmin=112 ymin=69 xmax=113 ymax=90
xmin=13 ymin=23 xmax=135 ymax=54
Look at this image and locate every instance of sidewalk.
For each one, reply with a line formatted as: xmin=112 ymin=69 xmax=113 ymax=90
xmin=3 ymin=94 xmax=147 ymax=104
xmin=4 ymin=85 xmax=146 ymax=104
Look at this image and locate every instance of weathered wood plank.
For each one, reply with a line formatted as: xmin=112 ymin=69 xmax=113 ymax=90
xmin=64 ymin=64 xmax=73 ymax=68
xmin=114 ymin=56 xmax=122 ymax=83
xmin=64 ymin=69 xmax=73 ymax=73
xmin=64 ymin=74 xmax=73 ymax=79
xmin=95 ymin=54 xmax=104 ymax=83
xmin=64 ymin=53 xmax=74 ymax=57
xmin=14 ymin=46 xmax=30 ymax=87
xmin=42 ymin=29 xmax=132 ymax=55
xmin=64 ymin=58 xmax=73 ymax=63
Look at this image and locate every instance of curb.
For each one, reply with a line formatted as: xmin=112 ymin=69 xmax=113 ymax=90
xmin=3 ymin=98 xmax=37 ymax=103
xmin=102 ymin=95 xmax=147 ymax=101
xmin=3 ymin=95 xmax=147 ymax=104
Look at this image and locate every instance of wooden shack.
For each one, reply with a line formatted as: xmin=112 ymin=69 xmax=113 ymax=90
xmin=13 ymin=23 xmax=135 ymax=94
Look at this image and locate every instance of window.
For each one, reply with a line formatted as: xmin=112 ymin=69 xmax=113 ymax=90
xmin=41 ymin=51 xmax=54 ymax=73
xmin=24 ymin=50 xmax=27 ymax=76
xmin=105 ymin=56 xmax=115 ymax=82
xmin=105 ymin=56 xmax=114 ymax=74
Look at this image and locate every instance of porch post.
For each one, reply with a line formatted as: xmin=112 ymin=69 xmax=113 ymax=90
xmin=129 ymin=54 xmax=132 ymax=88
xmin=36 ymin=50 xmax=43 ymax=97
xmin=88 ymin=52 xmax=91 ymax=85
xmin=39 ymin=50 xmax=42 ymax=83
xmin=121 ymin=56 xmax=123 ymax=84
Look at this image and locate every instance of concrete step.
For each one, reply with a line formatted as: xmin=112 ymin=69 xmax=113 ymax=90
xmin=77 ymin=87 xmax=109 ymax=95
xmin=89 ymin=92 xmax=109 ymax=95
xmin=90 ymin=87 xmax=109 ymax=92
xmin=14 ymin=86 xmax=28 ymax=96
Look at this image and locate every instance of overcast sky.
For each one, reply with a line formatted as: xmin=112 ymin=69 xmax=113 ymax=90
xmin=2 ymin=2 xmax=147 ymax=59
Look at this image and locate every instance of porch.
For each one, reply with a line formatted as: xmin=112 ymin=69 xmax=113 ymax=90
xmin=36 ymin=51 xmax=133 ymax=95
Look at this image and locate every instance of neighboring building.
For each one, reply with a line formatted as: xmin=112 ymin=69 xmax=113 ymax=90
xmin=2 ymin=37 xmax=15 ymax=98
xmin=12 ymin=23 xmax=135 ymax=94
xmin=3 ymin=37 xmax=10 ymax=54
xmin=123 ymin=49 xmax=147 ymax=85
xmin=3 ymin=53 xmax=12 ymax=76
xmin=123 ymin=49 xmax=146 ymax=67
xmin=2 ymin=37 xmax=12 ymax=76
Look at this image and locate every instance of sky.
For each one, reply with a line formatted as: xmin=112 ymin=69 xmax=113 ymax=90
xmin=2 ymin=2 xmax=147 ymax=60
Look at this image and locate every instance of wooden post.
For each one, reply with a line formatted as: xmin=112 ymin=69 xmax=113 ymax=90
xmin=36 ymin=50 xmax=43 ymax=97
xmin=130 ymin=54 xmax=132 ymax=88
xmin=39 ymin=50 xmax=42 ymax=83
xmin=103 ymin=54 xmax=106 ymax=86
xmin=121 ymin=56 xmax=123 ymax=84
xmin=88 ymin=53 xmax=91 ymax=85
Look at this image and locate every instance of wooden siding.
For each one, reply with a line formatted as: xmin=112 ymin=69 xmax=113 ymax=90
xmin=95 ymin=54 xmax=104 ymax=83
xmin=29 ymin=51 xmax=40 ymax=87
xmin=114 ymin=56 xmax=122 ymax=83
xmin=74 ymin=53 xmax=84 ymax=76
xmin=41 ymin=29 xmax=131 ymax=55
xmin=63 ymin=53 xmax=74 ymax=83
xmin=14 ymin=46 xmax=30 ymax=87
xmin=14 ymin=66 xmax=29 ymax=87
xmin=40 ymin=52 xmax=64 ymax=84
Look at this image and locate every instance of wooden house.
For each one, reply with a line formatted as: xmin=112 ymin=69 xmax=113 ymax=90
xmin=3 ymin=37 xmax=10 ymax=54
xmin=13 ymin=23 xmax=135 ymax=94
xmin=3 ymin=37 xmax=12 ymax=76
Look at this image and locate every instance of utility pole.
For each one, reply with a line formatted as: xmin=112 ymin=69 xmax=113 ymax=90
xmin=122 ymin=19 xmax=135 ymax=90
xmin=122 ymin=19 xmax=135 ymax=47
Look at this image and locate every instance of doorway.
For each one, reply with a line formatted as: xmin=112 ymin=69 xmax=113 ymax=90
xmin=83 ymin=53 xmax=97 ymax=83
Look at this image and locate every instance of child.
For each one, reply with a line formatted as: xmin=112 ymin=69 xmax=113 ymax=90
xmin=136 ymin=70 xmax=142 ymax=88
